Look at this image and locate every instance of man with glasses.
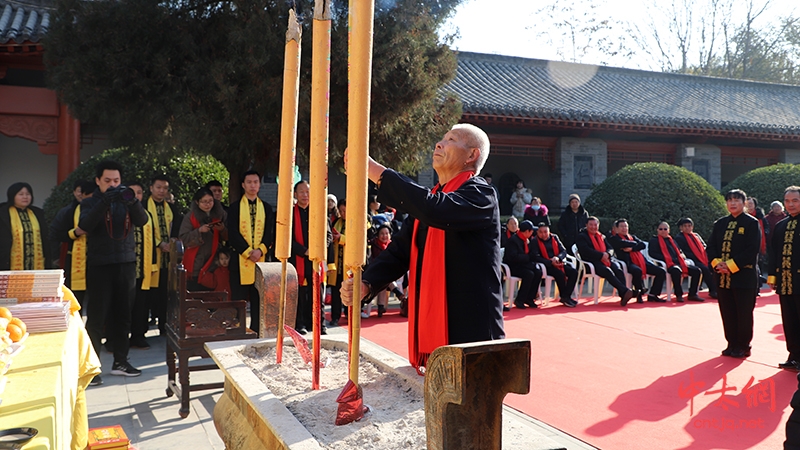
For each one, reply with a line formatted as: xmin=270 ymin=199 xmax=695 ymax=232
xmin=648 ymin=222 xmax=703 ymax=302
xmin=708 ymin=189 xmax=761 ymax=359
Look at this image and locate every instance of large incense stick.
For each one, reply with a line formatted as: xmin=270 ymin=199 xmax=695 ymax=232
xmin=275 ymin=9 xmax=302 ymax=364
xmin=308 ymin=0 xmax=332 ymax=390
xmin=345 ymin=0 xmax=375 ymax=385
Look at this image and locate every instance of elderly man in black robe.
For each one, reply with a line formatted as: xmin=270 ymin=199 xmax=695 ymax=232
xmin=341 ymin=123 xmax=505 ymax=374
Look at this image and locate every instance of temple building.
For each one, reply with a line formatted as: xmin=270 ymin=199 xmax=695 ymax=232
xmin=3 ymin=0 xmax=800 ymax=213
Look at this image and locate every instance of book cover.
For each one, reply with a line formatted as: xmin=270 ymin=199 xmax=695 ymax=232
xmin=87 ymin=425 xmax=130 ymax=449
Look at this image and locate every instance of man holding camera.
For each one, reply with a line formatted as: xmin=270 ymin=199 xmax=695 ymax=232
xmin=80 ymin=161 xmax=149 ymax=385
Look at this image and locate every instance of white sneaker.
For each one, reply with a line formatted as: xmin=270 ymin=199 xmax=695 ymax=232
xmin=360 ymin=311 xmax=369 ymax=319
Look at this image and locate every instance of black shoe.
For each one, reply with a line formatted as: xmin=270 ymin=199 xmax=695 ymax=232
xmin=687 ymin=294 xmax=704 ymax=302
xmin=569 ymin=298 xmax=579 ymax=307
xmin=111 ymin=361 xmax=142 ymax=377
xmin=648 ymin=295 xmax=666 ymax=303
xmin=709 ymin=291 xmax=718 ymax=299
xmin=674 ymin=291 xmax=684 ymax=302
xmin=729 ymin=349 xmax=751 ymax=359
xmin=721 ymin=347 xmax=733 ymax=356
xmin=377 ymin=305 xmax=386 ymax=318
xmin=129 ymin=337 xmax=150 ymax=349
xmin=560 ymin=298 xmax=577 ymax=308
xmin=297 ymin=327 xmax=308 ymax=335
xmin=514 ymin=301 xmax=528 ymax=309
xmin=89 ymin=375 xmax=103 ymax=386
xmin=780 ymin=360 xmax=800 ymax=371
xmin=620 ymin=290 xmax=633 ymax=307
xmin=320 ymin=327 xmax=327 ymax=336
xmin=327 ymin=319 xmax=339 ymax=327
xmin=503 ymin=305 xmax=511 ymax=312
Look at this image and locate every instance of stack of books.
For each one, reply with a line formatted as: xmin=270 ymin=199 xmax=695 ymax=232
xmin=0 ymin=270 xmax=64 ymax=304
xmin=87 ymin=425 xmax=130 ymax=449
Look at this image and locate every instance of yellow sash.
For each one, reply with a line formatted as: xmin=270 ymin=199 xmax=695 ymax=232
xmin=239 ymin=196 xmax=266 ymax=285
xmin=9 ymin=206 xmax=44 ymax=270
xmin=141 ymin=211 xmax=155 ymax=290
xmin=147 ymin=197 xmax=173 ymax=287
xmin=69 ymin=205 xmax=87 ymax=291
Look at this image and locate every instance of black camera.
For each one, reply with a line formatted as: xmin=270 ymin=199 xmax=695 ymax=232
xmin=106 ymin=185 xmax=136 ymax=203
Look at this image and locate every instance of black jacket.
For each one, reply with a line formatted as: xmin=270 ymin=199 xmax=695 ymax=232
xmin=49 ymin=199 xmax=81 ymax=276
xmin=0 ymin=203 xmax=52 ymax=270
xmin=608 ymin=233 xmax=646 ymax=268
xmin=707 ymin=213 xmax=761 ymax=289
xmin=575 ymin=230 xmax=610 ymax=265
xmin=558 ymin=205 xmax=589 ymax=250
xmin=503 ymin=233 xmax=533 ymax=271
xmin=227 ymin=197 xmax=275 ymax=278
xmin=79 ymin=191 xmax=148 ymax=266
xmin=768 ymin=214 xmax=800 ymax=295
xmin=648 ymin=235 xmax=685 ymax=266
xmin=289 ymin=204 xmax=332 ymax=285
xmin=674 ymin=232 xmax=708 ymax=266
xmin=363 ymin=169 xmax=505 ymax=346
xmin=531 ymin=234 xmax=568 ymax=268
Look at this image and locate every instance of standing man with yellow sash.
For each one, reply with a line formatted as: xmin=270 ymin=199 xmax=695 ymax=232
xmin=128 ymin=181 xmax=156 ymax=350
xmin=49 ymin=180 xmax=96 ymax=310
xmin=0 ymin=182 xmax=52 ymax=272
xmin=227 ymin=170 xmax=274 ymax=337
xmin=769 ymin=186 xmax=800 ymax=371
xmin=146 ymin=175 xmax=181 ymax=336
xmin=708 ymin=189 xmax=761 ymax=359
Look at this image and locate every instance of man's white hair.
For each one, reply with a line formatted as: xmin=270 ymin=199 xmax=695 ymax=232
xmin=451 ymin=123 xmax=490 ymax=175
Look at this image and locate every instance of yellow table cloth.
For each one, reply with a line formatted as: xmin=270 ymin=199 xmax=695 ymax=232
xmin=0 ymin=310 xmax=101 ymax=450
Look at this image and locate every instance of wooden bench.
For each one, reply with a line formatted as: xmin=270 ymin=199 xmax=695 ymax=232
xmin=165 ymin=240 xmax=256 ymax=418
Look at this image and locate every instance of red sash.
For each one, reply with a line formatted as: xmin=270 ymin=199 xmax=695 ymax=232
xmin=293 ymin=204 xmax=306 ymax=283
xmin=683 ymin=232 xmax=708 ymax=266
xmin=505 ymin=229 xmax=512 ymax=240
xmin=658 ymin=235 xmax=687 ymax=274
xmin=623 ymin=234 xmax=646 ymax=279
xmin=408 ymin=170 xmax=473 ymax=373
xmin=589 ymin=232 xmax=610 ymax=267
xmin=516 ymin=231 xmax=529 ymax=253
xmin=184 ymin=213 xmax=219 ymax=278
xmin=537 ymin=237 xmax=563 ymax=272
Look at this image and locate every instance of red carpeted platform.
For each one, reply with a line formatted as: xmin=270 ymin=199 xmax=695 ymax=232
xmin=351 ymin=290 xmax=798 ymax=449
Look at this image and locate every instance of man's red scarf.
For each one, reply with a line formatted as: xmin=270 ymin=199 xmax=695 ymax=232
xmin=683 ymin=232 xmax=708 ymax=266
xmin=407 ymin=170 xmax=473 ymax=374
xmin=505 ymin=229 xmax=513 ymax=240
xmin=588 ymin=232 xmax=610 ymax=266
xmin=516 ymin=231 xmax=529 ymax=253
xmin=658 ymin=235 xmax=687 ymax=274
xmin=184 ymin=213 xmax=220 ymax=279
xmin=293 ymin=204 xmax=307 ymax=283
xmin=622 ymin=234 xmax=646 ymax=279
xmin=536 ymin=236 xmax=563 ymax=272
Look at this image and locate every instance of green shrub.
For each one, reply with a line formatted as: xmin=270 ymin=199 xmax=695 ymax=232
xmin=584 ymin=163 xmax=727 ymax=239
xmin=43 ymin=147 xmax=229 ymax=223
xmin=723 ymin=163 xmax=800 ymax=208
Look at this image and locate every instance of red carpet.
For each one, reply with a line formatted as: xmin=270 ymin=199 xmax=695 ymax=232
xmin=350 ymin=290 xmax=798 ymax=449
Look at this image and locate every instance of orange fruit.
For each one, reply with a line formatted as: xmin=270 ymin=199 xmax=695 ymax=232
xmin=6 ymin=323 xmax=23 ymax=343
xmin=0 ymin=307 xmax=11 ymax=321
xmin=9 ymin=318 xmax=25 ymax=335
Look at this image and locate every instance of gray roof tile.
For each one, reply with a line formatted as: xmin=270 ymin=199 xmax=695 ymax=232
xmin=0 ymin=0 xmax=52 ymax=45
xmin=449 ymin=52 xmax=800 ymax=136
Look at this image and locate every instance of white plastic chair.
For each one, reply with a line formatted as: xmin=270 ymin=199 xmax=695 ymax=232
xmin=643 ymin=242 xmax=700 ymax=299
xmin=572 ymin=244 xmax=604 ymax=305
xmin=500 ymin=263 xmax=521 ymax=308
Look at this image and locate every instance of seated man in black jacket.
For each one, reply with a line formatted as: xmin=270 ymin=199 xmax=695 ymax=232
xmin=607 ymin=218 xmax=667 ymax=303
xmin=531 ymin=222 xmax=577 ymax=307
xmin=503 ymin=220 xmax=542 ymax=309
xmin=576 ymin=216 xmax=634 ymax=306
xmin=674 ymin=217 xmax=717 ymax=299
xmin=648 ymin=222 xmax=703 ymax=302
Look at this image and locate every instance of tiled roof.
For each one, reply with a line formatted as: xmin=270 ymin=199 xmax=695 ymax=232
xmin=0 ymin=0 xmax=52 ymax=45
xmin=449 ymin=52 xmax=800 ymax=136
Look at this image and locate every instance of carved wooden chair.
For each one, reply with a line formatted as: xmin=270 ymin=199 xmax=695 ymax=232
xmin=165 ymin=240 xmax=256 ymax=418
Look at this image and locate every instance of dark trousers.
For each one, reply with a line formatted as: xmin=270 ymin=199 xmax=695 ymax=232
xmin=148 ymin=270 xmax=168 ymax=334
xmin=86 ymin=262 xmax=135 ymax=365
xmin=595 ymin=263 xmax=629 ymax=295
xmin=780 ymin=293 xmax=800 ymax=360
xmin=698 ymin=264 xmax=717 ymax=295
xmin=510 ymin=263 xmax=542 ymax=305
xmin=544 ymin=264 xmax=578 ymax=301
xmin=717 ymin=287 xmax=757 ymax=351
xmin=627 ymin=262 xmax=666 ymax=294
xmin=297 ymin=283 xmax=325 ymax=331
xmin=666 ymin=265 xmax=702 ymax=295
xmin=130 ymin=280 xmax=150 ymax=340
xmin=330 ymin=271 xmax=345 ymax=324
xmin=73 ymin=290 xmax=86 ymax=315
